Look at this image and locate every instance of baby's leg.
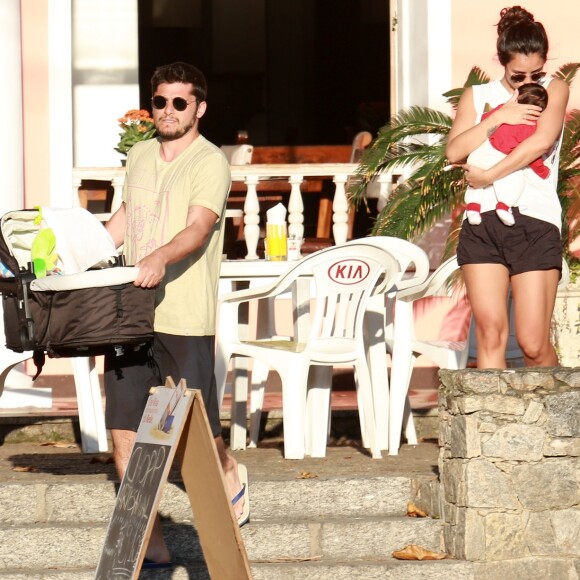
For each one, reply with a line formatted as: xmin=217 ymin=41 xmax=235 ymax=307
xmin=464 ymin=189 xmax=482 ymax=225
xmin=463 ymin=144 xmax=495 ymax=226
xmin=493 ymin=172 xmax=525 ymax=226
xmin=495 ymin=201 xmax=514 ymax=226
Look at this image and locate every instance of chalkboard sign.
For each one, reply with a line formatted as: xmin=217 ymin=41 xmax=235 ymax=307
xmin=95 ymin=379 xmax=252 ymax=580
xmin=95 ymin=379 xmax=192 ymax=579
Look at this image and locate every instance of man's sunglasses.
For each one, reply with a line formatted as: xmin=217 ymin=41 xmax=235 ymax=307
xmin=510 ymin=72 xmax=545 ymax=84
xmin=151 ymin=95 xmax=196 ymax=111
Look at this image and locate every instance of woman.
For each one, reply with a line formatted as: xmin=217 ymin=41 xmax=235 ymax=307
xmin=446 ymin=6 xmax=569 ymax=368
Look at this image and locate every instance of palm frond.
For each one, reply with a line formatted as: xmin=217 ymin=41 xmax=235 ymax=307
xmin=370 ymin=164 xmax=465 ymax=240
xmin=552 ymin=62 xmax=580 ymax=85
xmin=443 ymin=66 xmax=491 ymax=109
xmin=349 ymin=106 xmax=452 ymax=207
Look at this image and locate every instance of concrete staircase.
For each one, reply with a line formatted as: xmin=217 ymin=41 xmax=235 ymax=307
xmin=0 ymin=443 xmax=475 ymax=579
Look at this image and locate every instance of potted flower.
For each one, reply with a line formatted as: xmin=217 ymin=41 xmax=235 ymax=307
xmin=114 ymin=109 xmax=156 ymax=157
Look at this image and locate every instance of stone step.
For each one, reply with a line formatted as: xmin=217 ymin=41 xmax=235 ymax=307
xmin=2 ymin=560 xmax=476 ymax=579
xmin=0 ymin=471 xmax=449 ymax=576
xmin=1 ymin=476 xmax=423 ymax=525
xmin=0 ymin=517 xmax=442 ymax=568
xmin=0 ymin=437 xmax=446 ymax=577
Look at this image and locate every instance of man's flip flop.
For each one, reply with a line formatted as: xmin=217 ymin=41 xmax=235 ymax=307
xmin=232 ymin=463 xmax=250 ymax=527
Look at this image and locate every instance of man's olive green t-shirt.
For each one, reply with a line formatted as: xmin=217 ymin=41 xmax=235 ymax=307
xmin=123 ymin=136 xmax=231 ymax=336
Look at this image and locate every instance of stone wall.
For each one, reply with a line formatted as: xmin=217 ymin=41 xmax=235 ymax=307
xmin=438 ymin=367 xmax=580 ymax=579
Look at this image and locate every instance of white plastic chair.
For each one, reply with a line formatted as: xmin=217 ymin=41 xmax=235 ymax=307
xmin=353 ymin=237 xmax=431 ymax=451
xmin=224 ymin=236 xmax=431 ymax=454
xmin=220 ymin=144 xmax=254 ymax=165
xmin=388 ymin=255 xmax=465 ymax=455
xmin=215 ymin=243 xmax=400 ymax=459
xmin=301 ymin=236 xmax=430 ymax=455
xmin=312 ymin=237 xmax=430 ymax=451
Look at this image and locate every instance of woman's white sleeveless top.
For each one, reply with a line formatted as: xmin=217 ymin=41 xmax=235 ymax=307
xmin=467 ymin=78 xmax=563 ymax=231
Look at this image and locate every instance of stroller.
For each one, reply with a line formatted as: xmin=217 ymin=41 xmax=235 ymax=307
xmin=0 ymin=207 xmax=155 ymax=377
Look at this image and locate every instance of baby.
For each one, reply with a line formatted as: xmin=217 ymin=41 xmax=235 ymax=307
xmin=465 ymin=83 xmax=549 ymax=226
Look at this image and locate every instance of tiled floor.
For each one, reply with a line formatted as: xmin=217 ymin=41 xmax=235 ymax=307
xmin=10 ymin=367 xmax=439 ymax=418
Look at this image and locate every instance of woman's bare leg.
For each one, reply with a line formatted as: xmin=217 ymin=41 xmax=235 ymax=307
xmin=511 ymin=269 xmax=560 ymax=366
xmin=462 ymin=263 xmax=510 ymax=368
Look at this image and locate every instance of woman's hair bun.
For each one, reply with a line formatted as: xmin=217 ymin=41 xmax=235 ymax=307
xmin=497 ymin=6 xmax=534 ymax=36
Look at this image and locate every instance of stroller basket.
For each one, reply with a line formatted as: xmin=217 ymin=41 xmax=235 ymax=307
xmin=0 ymin=209 xmax=155 ymax=375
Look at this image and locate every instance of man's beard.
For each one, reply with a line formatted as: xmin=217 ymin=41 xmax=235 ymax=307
xmin=156 ymin=118 xmax=195 ymax=141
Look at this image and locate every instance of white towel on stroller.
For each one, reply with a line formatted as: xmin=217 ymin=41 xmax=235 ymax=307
xmin=30 ymin=266 xmax=139 ymax=291
xmin=41 ymin=207 xmax=118 ymax=274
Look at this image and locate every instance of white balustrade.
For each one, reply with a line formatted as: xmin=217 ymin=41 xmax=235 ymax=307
xmin=72 ymin=162 xmax=386 ymax=257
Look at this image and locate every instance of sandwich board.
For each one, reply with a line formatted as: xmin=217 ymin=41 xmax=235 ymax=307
xmin=95 ymin=378 xmax=251 ymax=579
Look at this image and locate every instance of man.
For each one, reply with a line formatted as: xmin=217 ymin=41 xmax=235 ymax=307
xmin=105 ymin=62 xmax=246 ymax=566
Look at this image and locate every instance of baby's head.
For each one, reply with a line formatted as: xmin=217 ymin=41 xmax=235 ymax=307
xmin=517 ymin=83 xmax=549 ymax=111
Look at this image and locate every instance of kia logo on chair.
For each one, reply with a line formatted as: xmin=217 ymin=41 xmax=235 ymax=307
xmin=327 ymin=259 xmax=370 ymax=285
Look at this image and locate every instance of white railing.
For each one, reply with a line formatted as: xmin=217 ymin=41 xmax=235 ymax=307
xmin=72 ymin=164 xmax=394 ymax=259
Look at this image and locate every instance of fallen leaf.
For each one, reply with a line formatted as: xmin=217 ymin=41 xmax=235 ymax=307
xmin=407 ymin=502 xmax=428 ymax=518
xmin=256 ymin=556 xmax=322 ymax=563
xmin=13 ymin=466 xmax=35 ymax=472
xmin=40 ymin=442 xmax=77 ymax=449
xmin=392 ymin=544 xmax=446 ymax=561
xmin=297 ymin=471 xmax=318 ymax=479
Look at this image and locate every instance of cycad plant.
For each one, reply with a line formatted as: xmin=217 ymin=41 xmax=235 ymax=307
xmin=350 ymin=64 xmax=580 ymax=262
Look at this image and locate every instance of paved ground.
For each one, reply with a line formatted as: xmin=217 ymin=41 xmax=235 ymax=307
xmin=0 ymin=438 xmax=440 ymax=484
xmin=0 ymin=367 xmax=441 ymax=485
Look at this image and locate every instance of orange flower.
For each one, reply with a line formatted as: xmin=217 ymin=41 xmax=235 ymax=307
xmin=115 ymin=109 xmax=156 ymax=155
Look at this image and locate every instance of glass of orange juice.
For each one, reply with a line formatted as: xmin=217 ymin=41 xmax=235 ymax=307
xmin=265 ymin=223 xmax=287 ymax=261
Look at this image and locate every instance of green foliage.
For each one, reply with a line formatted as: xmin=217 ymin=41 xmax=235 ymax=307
xmin=442 ymin=66 xmax=491 ymax=110
xmin=114 ymin=109 xmax=157 ymax=156
xmin=351 ymin=64 xmax=580 ymax=260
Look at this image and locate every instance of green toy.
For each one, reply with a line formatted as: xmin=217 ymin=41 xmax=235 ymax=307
xmin=31 ymin=209 xmax=59 ymax=278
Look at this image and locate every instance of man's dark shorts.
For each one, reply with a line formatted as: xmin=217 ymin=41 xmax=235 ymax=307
xmin=457 ymin=208 xmax=562 ymax=275
xmin=104 ymin=333 xmax=222 ymax=437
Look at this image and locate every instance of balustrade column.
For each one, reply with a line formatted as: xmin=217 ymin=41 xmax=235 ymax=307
xmin=72 ymin=176 xmax=83 ymax=208
xmin=287 ymin=175 xmax=305 ymax=241
xmin=376 ymin=172 xmax=393 ymax=212
xmin=110 ymin=174 xmax=125 ymax=214
xmin=243 ymin=176 xmax=261 ymax=259
xmin=332 ymin=174 xmax=349 ymax=244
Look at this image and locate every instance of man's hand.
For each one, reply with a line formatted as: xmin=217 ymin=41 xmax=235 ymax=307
xmin=134 ymin=251 xmax=166 ymax=288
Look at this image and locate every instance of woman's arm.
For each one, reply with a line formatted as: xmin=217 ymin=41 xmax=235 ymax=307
xmin=446 ymin=88 xmax=531 ymax=164
xmin=464 ymin=79 xmax=569 ymax=189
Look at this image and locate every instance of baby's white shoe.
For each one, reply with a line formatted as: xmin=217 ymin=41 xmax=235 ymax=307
xmin=467 ymin=211 xmax=482 ymax=225
xmin=496 ymin=202 xmax=514 ymax=226
xmin=466 ymin=203 xmax=482 ymax=225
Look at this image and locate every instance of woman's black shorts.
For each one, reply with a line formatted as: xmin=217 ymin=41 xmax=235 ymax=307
xmin=457 ymin=208 xmax=562 ymax=275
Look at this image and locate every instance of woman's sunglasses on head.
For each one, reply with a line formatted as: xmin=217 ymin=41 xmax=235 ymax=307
xmin=510 ymin=71 xmax=545 ymax=84
xmin=151 ymin=95 xmax=196 ymax=111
